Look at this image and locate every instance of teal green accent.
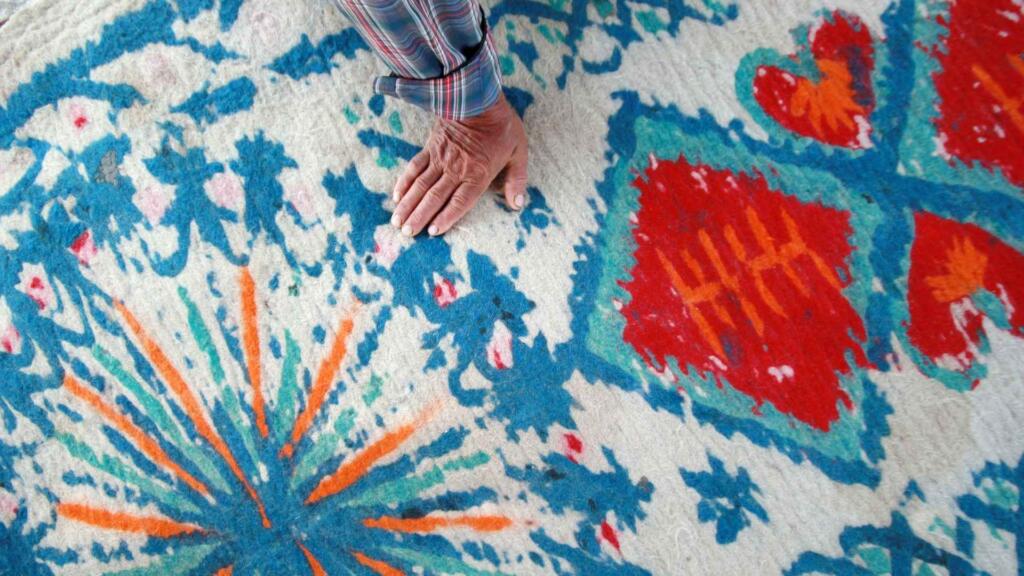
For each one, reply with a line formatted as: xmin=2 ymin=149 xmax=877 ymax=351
xmin=548 ymin=0 xmax=567 ymax=11
xmin=362 ymin=373 xmax=383 ymax=406
xmin=377 ymin=152 xmax=398 ymax=169
xmin=291 ymin=408 xmax=357 ymax=489
xmin=343 ymin=106 xmax=359 ymax=124
xmin=221 ymin=383 xmax=261 ymax=472
xmin=856 ymin=545 xmax=891 ymax=574
xmin=499 ymin=54 xmax=516 ymax=76
xmin=345 ymin=465 xmax=444 ymax=507
xmin=917 ymin=562 xmax=937 ymax=576
xmin=177 ymin=287 xmax=258 ymax=473
xmin=388 ymin=111 xmax=403 ymax=135
xmin=57 ymin=433 xmax=201 ymax=516
xmin=91 ymin=346 xmax=231 ymax=493
xmin=443 ymin=450 xmax=490 ymax=471
xmin=537 ymin=24 xmax=556 ymax=44
xmin=636 ymin=11 xmax=667 ymax=33
xmin=928 ymin=517 xmax=955 ymax=538
xmin=593 ymin=0 xmax=613 ymax=18
xmin=973 ymin=290 xmax=1011 ymax=331
xmin=343 ymin=451 xmax=489 ymax=507
xmin=273 ymin=330 xmax=302 ymax=446
xmin=178 ymin=286 xmax=225 ymax=384
xmin=555 ymin=30 xmax=567 ymax=43
xmin=382 ymin=547 xmax=513 ymax=576
xmin=103 ymin=543 xmax=220 ymax=575
xmin=983 ymin=479 xmax=1017 ymax=510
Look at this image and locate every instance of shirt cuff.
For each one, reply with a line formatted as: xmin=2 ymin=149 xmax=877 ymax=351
xmin=372 ymin=15 xmax=502 ymax=121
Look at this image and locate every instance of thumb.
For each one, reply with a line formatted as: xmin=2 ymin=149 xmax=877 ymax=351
xmin=502 ymin=144 xmax=529 ymax=210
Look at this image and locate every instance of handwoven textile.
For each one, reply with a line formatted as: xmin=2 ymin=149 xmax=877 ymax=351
xmin=1 ymin=0 xmax=1022 ymax=574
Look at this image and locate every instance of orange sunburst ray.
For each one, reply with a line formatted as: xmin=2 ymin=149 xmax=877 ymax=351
xmin=240 ymin=268 xmax=269 ymax=439
xmin=280 ymin=302 xmax=359 ymax=459
xmin=352 ymin=551 xmax=405 ymax=576
xmin=305 ymin=402 xmax=439 ymax=505
xmin=296 ymin=541 xmax=327 ymax=576
xmin=363 ymin=514 xmax=514 ymax=534
xmin=114 ymin=300 xmax=272 ymax=528
xmin=63 ymin=374 xmax=211 ymax=498
xmin=213 ymin=565 xmax=233 ymax=576
xmin=57 ymin=502 xmax=205 ymax=538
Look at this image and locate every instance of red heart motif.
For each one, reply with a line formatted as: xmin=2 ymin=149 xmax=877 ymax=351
xmin=933 ymin=0 xmax=1024 ymax=189
xmin=906 ymin=212 xmax=1024 ymax=380
xmin=753 ymin=12 xmax=875 ymax=149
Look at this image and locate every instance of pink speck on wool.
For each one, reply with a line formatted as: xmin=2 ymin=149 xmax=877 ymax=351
xmin=134 ymin=186 xmax=172 ymax=225
xmin=70 ymin=231 xmax=98 ymax=266
xmin=205 ymin=172 xmax=244 ymax=211
xmin=487 ymin=322 xmax=514 ymax=370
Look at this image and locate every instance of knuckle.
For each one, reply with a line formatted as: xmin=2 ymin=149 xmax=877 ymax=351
xmin=426 ymin=184 xmax=451 ymax=202
xmin=447 ymin=193 xmax=470 ymax=212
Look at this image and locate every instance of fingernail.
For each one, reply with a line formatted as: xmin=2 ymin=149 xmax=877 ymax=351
xmin=402 ymin=224 xmax=413 ymax=237
xmin=391 ymin=213 xmax=401 ymax=227
xmin=514 ymin=194 xmax=526 ymax=209
xmin=428 ymin=225 xmax=439 ymax=236
xmin=392 ymin=191 xmax=399 ymax=202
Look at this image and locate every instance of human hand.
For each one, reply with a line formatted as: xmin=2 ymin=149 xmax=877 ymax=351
xmin=390 ymin=94 xmax=528 ymax=237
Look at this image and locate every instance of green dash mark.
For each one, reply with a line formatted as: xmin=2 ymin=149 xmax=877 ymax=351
xmin=343 ymin=106 xmax=360 ymax=125
xmin=179 ymin=288 xmax=259 ymax=472
xmin=443 ymin=450 xmax=490 ymax=471
xmin=855 ymin=545 xmax=891 ymax=574
xmin=377 ymin=152 xmax=398 ymax=169
xmin=388 ymin=111 xmax=403 ymax=134
xmin=362 ymin=373 xmax=383 ymax=407
xmin=104 ymin=543 xmax=220 ymax=575
xmin=637 ymin=10 xmax=667 ymax=33
xmin=57 ymin=433 xmax=201 ymax=516
xmin=499 ymin=54 xmax=516 ymax=76
xmin=382 ymin=547 xmax=513 ymax=576
xmin=343 ymin=451 xmax=489 ymax=508
xmin=221 ymin=384 xmax=261 ymax=471
xmin=537 ymin=24 xmax=556 ymax=44
xmin=290 ymin=408 xmax=357 ymax=489
xmin=91 ymin=346 xmax=231 ymax=494
xmin=983 ymin=480 xmax=1018 ymax=510
xmin=178 ymin=287 xmax=225 ymax=384
xmin=344 ymin=465 xmax=445 ymax=507
xmin=593 ymin=0 xmax=613 ymax=18
xmin=273 ymin=330 xmax=302 ymax=446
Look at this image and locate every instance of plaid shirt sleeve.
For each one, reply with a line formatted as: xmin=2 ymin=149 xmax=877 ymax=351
xmin=328 ymin=0 xmax=503 ymax=120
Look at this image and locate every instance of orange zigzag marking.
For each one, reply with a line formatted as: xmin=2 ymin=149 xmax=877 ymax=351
xmin=115 ymin=300 xmax=272 ymax=529
xmin=240 ymin=268 xmax=269 ymax=439
xmin=352 ymin=552 xmax=406 ymax=576
xmin=213 ymin=565 xmax=233 ymax=576
xmin=363 ymin=514 xmax=513 ymax=534
xmin=63 ymin=375 xmax=210 ymax=497
xmin=281 ymin=303 xmax=359 ymax=459
xmin=305 ymin=403 xmax=438 ymax=505
xmin=57 ymin=503 xmax=203 ymax=537
xmin=296 ymin=541 xmax=327 ymax=576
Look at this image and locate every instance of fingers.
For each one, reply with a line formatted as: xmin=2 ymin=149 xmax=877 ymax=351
xmin=502 ymin=144 xmax=529 ymax=210
xmin=428 ymin=182 xmax=484 ymax=236
xmin=392 ymin=163 xmax=441 ymax=229
xmin=403 ymin=173 xmax=459 ymax=236
xmin=393 ymin=150 xmax=429 ymax=202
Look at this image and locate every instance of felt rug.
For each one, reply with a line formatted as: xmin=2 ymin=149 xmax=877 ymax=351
xmin=1 ymin=0 xmax=1023 ymax=574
